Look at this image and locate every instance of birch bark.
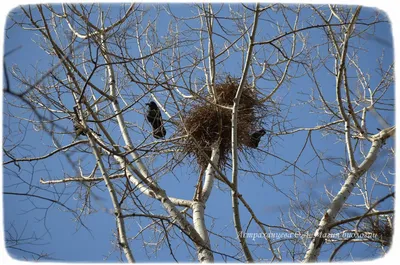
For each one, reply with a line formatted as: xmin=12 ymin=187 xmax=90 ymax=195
xmin=303 ymin=126 xmax=395 ymax=262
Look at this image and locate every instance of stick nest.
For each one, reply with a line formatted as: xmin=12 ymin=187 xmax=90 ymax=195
xmin=179 ymin=76 xmax=263 ymax=168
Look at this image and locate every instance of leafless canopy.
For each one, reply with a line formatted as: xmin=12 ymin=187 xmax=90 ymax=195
xmin=4 ymin=3 xmax=394 ymax=262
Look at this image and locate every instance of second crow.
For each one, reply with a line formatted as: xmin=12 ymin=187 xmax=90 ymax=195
xmin=248 ymin=128 xmax=266 ymax=148
xmin=146 ymin=101 xmax=166 ymax=139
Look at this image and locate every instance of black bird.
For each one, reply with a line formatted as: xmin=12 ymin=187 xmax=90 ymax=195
xmin=146 ymin=101 xmax=166 ymax=139
xmin=249 ymin=128 xmax=266 ymax=148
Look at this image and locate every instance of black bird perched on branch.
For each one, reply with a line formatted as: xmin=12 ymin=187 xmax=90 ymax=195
xmin=145 ymin=101 xmax=166 ymax=139
xmin=248 ymin=128 xmax=266 ymax=148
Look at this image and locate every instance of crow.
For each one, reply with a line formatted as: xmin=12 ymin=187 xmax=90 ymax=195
xmin=146 ymin=101 xmax=166 ymax=139
xmin=248 ymin=128 xmax=266 ymax=148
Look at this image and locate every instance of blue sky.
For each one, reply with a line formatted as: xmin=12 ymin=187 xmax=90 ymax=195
xmin=1 ymin=1 xmax=397 ymax=263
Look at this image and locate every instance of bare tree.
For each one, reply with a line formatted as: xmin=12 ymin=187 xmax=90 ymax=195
xmin=4 ymin=3 xmax=394 ymax=262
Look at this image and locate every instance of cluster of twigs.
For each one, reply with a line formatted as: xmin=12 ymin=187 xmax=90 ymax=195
xmin=179 ymin=76 xmax=264 ymax=168
xmin=364 ymin=216 xmax=393 ymax=247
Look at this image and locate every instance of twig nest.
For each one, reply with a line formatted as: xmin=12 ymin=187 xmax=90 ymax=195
xmin=179 ymin=76 xmax=264 ymax=168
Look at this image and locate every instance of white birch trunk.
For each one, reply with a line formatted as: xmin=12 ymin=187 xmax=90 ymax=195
xmin=303 ymin=126 xmax=395 ymax=262
xmin=201 ymin=143 xmax=220 ymax=203
xmin=193 ymin=201 xmax=214 ymax=262
xmin=190 ymin=144 xmax=220 ymax=262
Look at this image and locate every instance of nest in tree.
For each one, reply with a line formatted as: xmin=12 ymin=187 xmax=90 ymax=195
xmin=365 ymin=216 xmax=393 ymax=247
xmin=179 ymin=76 xmax=263 ymax=168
